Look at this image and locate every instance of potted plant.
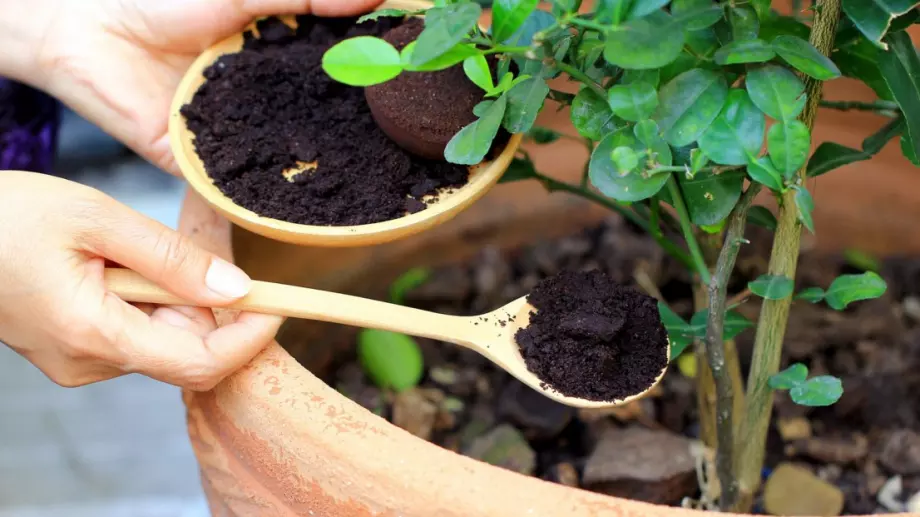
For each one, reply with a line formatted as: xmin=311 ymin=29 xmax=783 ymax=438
xmin=174 ymin=0 xmax=920 ymax=515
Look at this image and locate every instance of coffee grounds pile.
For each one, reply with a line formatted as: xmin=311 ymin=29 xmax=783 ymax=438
xmin=514 ymin=269 xmax=669 ymax=401
xmin=180 ymin=16 xmax=472 ymax=226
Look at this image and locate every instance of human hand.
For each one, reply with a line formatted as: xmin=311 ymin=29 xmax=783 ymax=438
xmin=8 ymin=0 xmax=383 ymax=175
xmin=0 ymin=171 xmax=283 ymax=389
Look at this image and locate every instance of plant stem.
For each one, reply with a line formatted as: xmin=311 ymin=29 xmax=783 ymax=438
xmin=819 ymin=99 xmax=900 ymax=112
xmin=567 ymin=17 xmax=610 ymax=32
xmin=667 ymin=176 xmax=711 ymax=284
xmin=704 ymin=185 xmax=761 ymax=510
xmin=484 ymin=45 xmax=533 ymax=56
xmin=734 ymin=0 xmax=842 ymax=511
xmin=554 ymin=61 xmax=607 ymax=97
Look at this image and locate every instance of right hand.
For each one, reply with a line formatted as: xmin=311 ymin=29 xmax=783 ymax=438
xmin=0 ymin=171 xmax=283 ymax=390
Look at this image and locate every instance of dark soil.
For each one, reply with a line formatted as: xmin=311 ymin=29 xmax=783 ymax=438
xmin=181 ymin=16 xmax=473 ymax=226
xmin=516 ymin=270 xmax=669 ymax=401
xmin=365 ymin=19 xmax=484 ymax=160
xmin=316 ymin=216 xmax=920 ymax=514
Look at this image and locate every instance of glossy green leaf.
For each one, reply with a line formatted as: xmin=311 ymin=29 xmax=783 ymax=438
xmin=612 ymin=146 xmax=640 ymax=172
xmin=796 ymin=287 xmax=827 ymax=303
xmin=679 ymin=169 xmax=745 ymax=226
xmin=492 ymin=0 xmax=540 ymax=42
xmin=358 ymin=329 xmax=424 ymax=392
xmin=772 ymin=35 xmax=842 ymax=80
xmin=768 ymin=363 xmax=808 ymax=390
xmin=622 ymin=69 xmax=662 ymax=88
xmin=464 ymin=55 xmax=495 ymax=92
xmin=503 ymin=8 xmax=555 ymax=45
xmin=768 ymin=120 xmax=811 ymax=178
xmin=841 ymin=0 xmax=920 ymax=48
xmin=389 ymin=268 xmax=431 ymax=305
xmin=689 ymin=148 xmax=709 ymax=177
xmin=357 ymin=8 xmax=424 ymax=23
xmin=747 ymin=205 xmax=778 ymax=230
xmin=571 ymin=87 xmax=621 ymax=140
xmin=792 ymin=185 xmax=815 ymax=233
xmin=790 ymin=376 xmax=844 ymax=406
xmin=658 ymin=302 xmax=695 ymax=359
xmin=604 ymin=11 xmax=686 ymax=70
xmin=653 ymin=68 xmax=729 ymax=147
xmin=322 ymin=37 xmax=403 ymax=86
xmin=747 ymin=156 xmax=784 ymax=191
xmin=699 ymin=89 xmax=766 ymax=165
xmin=607 ymin=81 xmax=659 ymax=122
xmin=759 ymin=15 xmax=810 ymax=42
xmin=745 ymin=65 xmax=807 ymax=122
xmin=844 ymin=249 xmax=882 ymax=272
xmin=526 ymin=126 xmax=561 ymax=144
xmin=834 ymin=35 xmax=895 ymax=100
xmin=411 ymin=3 xmax=482 ymax=67
xmin=628 ymin=0 xmax=671 ymax=19
xmin=807 ymin=117 xmax=904 ymax=177
xmin=473 ymin=100 xmax=493 ymax=117
xmin=825 ymin=271 xmax=888 ymax=310
xmin=671 ymin=0 xmax=723 ymax=30
xmin=904 ymin=134 xmax=920 ymax=165
xmin=879 ymin=32 xmax=920 ymax=162
xmin=589 ymin=128 xmax=670 ymax=202
xmin=594 ymin=0 xmax=632 ymax=24
xmin=749 ymin=274 xmax=795 ymax=300
xmin=750 ymin=0 xmax=772 ymax=19
xmin=499 ymin=156 xmax=538 ymax=183
xmin=714 ymin=39 xmax=776 ymax=65
xmin=445 ymin=94 xmax=508 ymax=165
xmin=730 ymin=6 xmax=760 ymax=41
xmin=504 ymin=77 xmax=550 ymax=133
xmin=401 ymin=42 xmax=481 ymax=72
xmin=633 ymin=120 xmax=673 ymax=165
xmin=689 ymin=310 xmax=755 ymax=341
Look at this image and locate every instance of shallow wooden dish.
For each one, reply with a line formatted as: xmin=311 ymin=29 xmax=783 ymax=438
xmin=168 ymin=4 xmax=521 ymax=247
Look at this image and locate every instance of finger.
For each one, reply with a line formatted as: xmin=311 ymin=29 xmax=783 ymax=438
xmin=75 ymin=195 xmax=252 ymax=306
xmin=240 ymin=0 xmax=385 ymax=16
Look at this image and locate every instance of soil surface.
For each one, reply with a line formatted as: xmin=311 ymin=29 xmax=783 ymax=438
xmin=365 ymin=19 xmax=484 ymax=160
xmin=516 ymin=270 xmax=669 ymax=401
xmin=181 ymin=16 xmax=472 ymax=226
xmin=318 ymin=216 xmax=920 ymax=514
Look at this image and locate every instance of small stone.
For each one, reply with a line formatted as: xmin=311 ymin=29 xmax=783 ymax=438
xmin=497 ymin=381 xmax=575 ymax=440
xmin=429 ymin=366 xmax=458 ymax=386
xmin=786 ymin=434 xmax=868 ymax=465
xmin=583 ymin=426 xmax=697 ymax=505
xmin=879 ymin=429 xmax=920 ymax=475
xmin=764 ymin=463 xmax=844 ymax=516
xmin=903 ymin=296 xmax=920 ymax=323
xmin=777 ymin=417 xmax=812 ymax=442
xmin=906 ymin=489 xmax=920 ymax=512
xmin=547 ymin=462 xmax=580 ymax=487
xmin=391 ymin=389 xmax=438 ymax=441
xmin=465 ymin=424 xmax=536 ymax=475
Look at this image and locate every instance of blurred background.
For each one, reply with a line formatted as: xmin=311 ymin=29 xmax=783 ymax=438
xmin=0 ymin=107 xmax=209 ymax=516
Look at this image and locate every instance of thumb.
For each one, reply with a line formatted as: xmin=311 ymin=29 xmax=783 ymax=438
xmin=76 ymin=195 xmax=251 ymax=305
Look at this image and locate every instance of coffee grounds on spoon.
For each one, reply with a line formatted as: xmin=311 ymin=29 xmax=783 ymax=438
xmin=180 ymin=16 xmax=473 ymax=226
xmin=514 ymin=270 xmax=669 ymax=401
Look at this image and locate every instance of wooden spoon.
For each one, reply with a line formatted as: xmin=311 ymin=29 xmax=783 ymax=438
xmin=168 ymin=3 xmax=521 ymax=248
xmin=105 ymin=268 xmax=668 ymax=409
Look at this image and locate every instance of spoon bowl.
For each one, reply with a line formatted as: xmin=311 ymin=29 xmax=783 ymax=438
xmin=105 ymin=268 xmax=668 ymax=408
xmin=169 ymin=5 xmax=521 ymax=247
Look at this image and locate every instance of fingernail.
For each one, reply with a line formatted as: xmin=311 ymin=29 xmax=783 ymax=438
xmin=205 ymin=258 xmax=251 ymax=299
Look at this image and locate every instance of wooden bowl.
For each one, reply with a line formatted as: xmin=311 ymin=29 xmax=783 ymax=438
xmin=168 ymin=5 xmax=521 ymax=247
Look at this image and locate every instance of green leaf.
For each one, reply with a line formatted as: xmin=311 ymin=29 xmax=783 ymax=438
xmin=841 ymin=0 xmax=920 ymax=49
xmin=843 ymin=248 xmax=882 ymax=272
xmin=790 ymin=376 xmax=844 ymax=406
xmin=671 ymin=0 xmax=723 ymax=30
xmin=807 ymin=116 xmax=905 ymax=177
xmin=622 ymin=69 xmax=662 ymax=88
xmin=772 ymin=35 xmax=842 ymax=80
xmin=679 ymin=169 xmax=745 ymax=226
xmin=699 ymin=88 xmax=766 ymax=166
xmin=759 ymin=15 xmax=810 ymax=42
xmin=745 ymin=65 xmax=807 ymax=122
xmin=730 ymin=6 xmax=760 ymax=41
xmin=589 ymin=128 xmax=670 ymax=202
xmin=485 ymin=72 xmax=516 ymax=97
xmin=750 ymin=0 xmax=772 ymax=19
xmin=714 ymin=39 xmax=776 ymax=65
xmin=504 ymin=77 xmax=550 ymax=133
xmin=412 ymin=3 xmax=482 ymax=67
xmin=879 ymin=32 xmax=920 ymax=163
xmin=612 ymin=146 xmax=640 ymax=172
xmin=357 ymin=8 xmax=424 ymax=24
xmin=594 ymin=0 xmax=632 ymax=24
xmin=904 ymin=134 xmax=920 ymax=165
xmin=633 ymin=120 xmax=674 ymax=165
xmin=628 ymin=0 xmax=671 ymax=19
xmin=749 ymin=274 xmax=795 ymax=300
xmin=526 ymin=126 xmax=561 ymax=144
xmin=499 ymin=156 xmax=538 ymax=183
xmin=824 ymin=271 xmax=888 ymax=310
xmin=358 ymin=329 xmax=424 ymax=392
xmin=747 ymin=156 xmax=784 ymax=191
xmin=767 ymin=120 xmax=811 ymax=178
xmin=401 ymin=42 xmax=481 ymax=72
xmin=653 ymin=68 xmax=729 ymax=147
xmin=689 ymin=309 xmax=755 ymax=340
xmin=689 ymin=148 xmax=709 ymax=177
xmin=604 ymin=11 xmax=686 ymax=70
xmin=792 ymin=185 xmax=815 ymax=233
xmin=834 ymin=35 xmax=895 ymax=100
xmin=607 ymin=81 xmax=659 ymax=122
xmin=322 ymin=37 xmax=403 ymax=87
xmin=445 ymin=94 xmax=508 ymax=165
xmin=658 ymin=302 xmax=695 ymax=359
xmin=473 ymin=100 xmax=493 ymax=117
xmin=769 ymin=363 xmax=808 ymax=390
xmin=747 ymin=205 xmax=778 ymax=230
xmin=571 ymin=87 xmax=621 ymax=140
xmin=464 ymin=55 xmax=495 ymax=92
xmin=796 ymin=287 xmax=827 ymax=303
xmin=492 ymin=0 xmax=539 ymax=42
xmin=502 ymin=8 xmax=555 ymax=45
xmin=389 ymin=268 xmax=431 ymax=305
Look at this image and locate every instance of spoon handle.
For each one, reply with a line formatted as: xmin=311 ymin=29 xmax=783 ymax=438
xmin=104 ymin=268 xmax=475 ymax=342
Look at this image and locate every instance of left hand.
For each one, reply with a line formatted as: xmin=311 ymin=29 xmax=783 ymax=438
xmin=28 ymin=0 xmax=383 ymax=175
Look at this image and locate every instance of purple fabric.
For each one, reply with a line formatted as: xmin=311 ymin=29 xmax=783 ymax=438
xmin=0 ymin=77 xmax=60 ymax=173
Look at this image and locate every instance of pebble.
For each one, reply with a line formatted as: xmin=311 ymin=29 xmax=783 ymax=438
xmin=764 ymin=463 xmax=844 ymax=516
xmin=464 ymin=424 xmax=536 ymax=475
xmin=786 ymin=434 xmax=868 ymax=465
xmin=879 ymin=429 xmax=920 ymax=475
xmin=391 ymin=389 xmax=439 ymax=441
xmin=497 ymin=381 xmax=575 ymax=440
xmin=777 ymin=417 xmax=812 ymax=441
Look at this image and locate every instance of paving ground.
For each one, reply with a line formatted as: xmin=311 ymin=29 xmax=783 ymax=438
xmin=0 ymin=110 xmax=209 ymax=516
